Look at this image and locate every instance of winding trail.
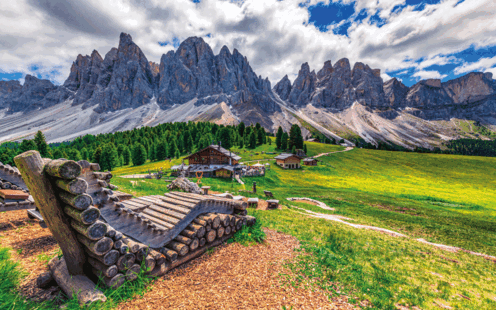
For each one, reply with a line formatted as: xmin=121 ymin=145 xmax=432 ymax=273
xmin=241 ymin=146 xmax=354 ymax=164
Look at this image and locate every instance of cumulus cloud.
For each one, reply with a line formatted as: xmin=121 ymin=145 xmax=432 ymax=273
xmin=412 ymin=70 xmax=448 ymax=80
xmin=454 ymin=56 xmax=496 ymax=75
xmin=0 ymin=0 xmax=495 ymax=87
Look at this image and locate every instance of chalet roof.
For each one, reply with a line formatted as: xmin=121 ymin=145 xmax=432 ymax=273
xmin=274 ymin=153 xmax=302 ymax=160
xmin=303 ymin=158 xmax=317 ymax=162
xmin=186 ymin=144 xmax=241 ymax=161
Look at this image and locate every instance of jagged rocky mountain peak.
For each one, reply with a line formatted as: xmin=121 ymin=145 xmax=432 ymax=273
xmin=273 ymin=74 xmax=292 ymax=100
xmin=317 ymin=60 xmax=333 ymax=80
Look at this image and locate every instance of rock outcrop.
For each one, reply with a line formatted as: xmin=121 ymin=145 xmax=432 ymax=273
xmin=0 ymin=80 xmax=22 ymax=109
xmin=384 ymin=78 xmax=409 ymax=106
xmin=273 ymin=75 xmax=292 ymax=101
xmin=442 ymin=72 xmax=496 ymax=104
xmin=167 ymin=177 xmax=201 ymax=194
xmin=8 ymin=75 xmax=58 ymax=112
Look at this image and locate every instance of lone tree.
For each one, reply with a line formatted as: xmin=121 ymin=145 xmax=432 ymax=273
xmin=34 ymin=131 xmax=51 ymax=158
xmin=276 ymin=126 xmax=283 ymax=149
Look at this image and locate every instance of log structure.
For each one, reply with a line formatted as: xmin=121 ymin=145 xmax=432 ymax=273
xmin=13 ymin=151 xmax=256 ymax=306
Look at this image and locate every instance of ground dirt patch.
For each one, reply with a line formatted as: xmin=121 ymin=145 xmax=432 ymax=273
xmin=119 ymin=228 xmax=356 ymax=310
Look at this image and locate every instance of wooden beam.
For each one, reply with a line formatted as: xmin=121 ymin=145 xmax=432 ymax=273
xmin=14 ymin=151 xmax=86 ymax=275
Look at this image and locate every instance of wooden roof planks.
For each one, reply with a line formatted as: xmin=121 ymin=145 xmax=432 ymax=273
xmin=0 ymin=189 xmax=30 ymax=200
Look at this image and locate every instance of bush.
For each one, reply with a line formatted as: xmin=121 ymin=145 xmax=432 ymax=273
xmin=228 ymin=217 xmax=266 ymax=246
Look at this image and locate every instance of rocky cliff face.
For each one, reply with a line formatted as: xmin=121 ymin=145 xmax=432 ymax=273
xmin=276 ymin=58 xmax=386 ymax=109
xmin=442 ymin=72 xmax=495 ymax=104
xmin=0 ymin=80 xmax=22 ymax=109
xmin=384 ymin=78 xmax=409 ymax=106
xmin=273 ymin=75 xmax=292 ymax=100
xmin=5 ymin=75 xmax=66 ymax=112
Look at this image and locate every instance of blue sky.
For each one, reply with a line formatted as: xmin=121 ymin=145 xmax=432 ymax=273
xmin=0 ymin=0 xmax=495 ymax=88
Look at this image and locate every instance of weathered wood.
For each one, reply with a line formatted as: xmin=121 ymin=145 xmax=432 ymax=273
xmin=97 ymin=180 xmax=108 ymax=188
xmin=234 ymin=209 xmax=248 ymax=216
xmin=188 ymin=224 xmax=205 ymax=238
xmin=93 ymin=172 xmax=112 ymax=180
xmin=122 ymin=237 xmax=140 ymax=253
xmin=90 ymin=163 xmax=100 ymax=171
xmin=14 ymin=151 xmax=86 ymax=275
xmin=87 ymin=257 xmax=118 ymax=278
xmin=59 ymin=192 xmax=93 ymax=211
xmin=102 ymin=273 xmax=125 ymax=289
xmin=206 ymin=230 xmax=216 ymax=243
xmin=138 ymin=196 xmax=190 ymax=214
xmin=150 ymin=250 xmax=166 ymax=266
xmin=244 ymin=215 xmax=256 ymax=226
xmin=233 ymin=201 xmax=247 ymax=210
xmin=55 ymin=178 xmax=88 ymax=195
xmin=224 ymin=225 xmax=232 ymax=235
xmin=174 ymin=235 xmax=192 ymax=245
xmin=193 ymin=218 xmax=208 ymax=226
xmin=180 ymin=228 xmax=197 ymax=239
xmin=36 ymin=271 xmax=55 ymax=288
xmin=106 ymin=227 xmax=116 ymax=238
xmin=114 ymin=231 xmax=123 ymax=241
xmin=71 ymin=220 xmax=107 ymax=241
xmin=168 ymin=241 xmax=189 ymax=256
xmin=217 ymin=226 xmax=225 ymax=238
xmin=78 ymin=235 xmax=113 ymax=256
xmin=116 ymin=253 xmax=136 ymax=271
xmin=136 ymin=246 xmax=150 ymax=262
xmin=64 ymin=206 xmax=100 ymax=225
xmin=113 ymin=240 xmax=129 ymax=254
xmin=86 ymin=249 xmax=119 ymax=266
xmin=235 ymin=217 xmax=243 ymax=231
xmin=45 ymin=159 xmax=82 ymax=179
xmin=205 ymin=224 xmax=212 ymax=232
xmin=48 ymin=256 xmax=106 ymax=305
xmin=144 ymin=255 xmax=156 ymax=272
xmin=197 ymin=215 xmax=213 ymax=226
xmin=125 ymin=264 xmax=141 ymax=281
xmin=146 ymin=263 xmax=168 ymax=278
xmin=189 ymin=238 xmax=199 ymax=251
xmin=199 ymin=238 xmax=206 ymax=247
xmin=160 ymin=248 xmax=178 ymax=262
xmin=218 ymin=214 xmax=231 ymax=227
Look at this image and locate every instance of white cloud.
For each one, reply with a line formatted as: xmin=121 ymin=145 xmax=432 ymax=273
xmin=0 ymin=0 xmax=495 ymax=86
xmin=454 ymin=56 xmax=496 ymax=75
xmin=412 ymin=70 xmax=448 ymax=80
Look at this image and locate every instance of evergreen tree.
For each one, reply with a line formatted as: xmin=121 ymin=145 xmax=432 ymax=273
xmin=218 ymin=127 xmax=233 ymax=149
xmin=123 ymin=147 xmax=131 ymax=165
xmin=262 ymin=131 xmax=267 ymax=144
xmin=292 ymin=145 xmax=296 ymax=154
xmin=53 ymin=149 xmax=66 ymax=159
xmin=20 ymin=139 xmax=37 ymax=152
xmin=149 ymin=144 xmax=156 ymax=161
xmin=119 ymin=154 xmax=124 ymax=167
xmin=66 ymin=149 xmax=82 ymax=161
xmin=249 ymin=130 xmax=257 ymax=149
xmin=117 ymin=145 xmax=125 ymax=157
xmin=257 ymin=128 xmax=264 ymax=145
xmin=281 ymin=132 xmax=289 ymax=150
xmin=268 ymin=137 xmax=272 ymax=145
xmin=80 ymin=148 xmax=89 ymax=161
xmin=132 ymin=143 xmax=147 ymax=166
xmin=156 ymin=141 xmax=168 ymax=160
xmin=34 ymin=131 xmax=51 ymax=157
xmin=238 ymin=122 xmax=246 ymax=137
xmin=239 ymin=136 xmax=244 ymax=148
xmin=276 ymin=126 xmax=283 ymax=149
xmin=169 ymin=139 xmax=179 ymax=159
xmin=303 ymin=143 xmax=307 ymax=155
xmin=100 ymin=144 xmax=119 ymax=171
xmin=184 ymin=132 xmax=193 ymax=154
xmin=289 ymin=124 xmax=304 ymax=150
xmin=93 ymin=147 xmax=102 ymax=164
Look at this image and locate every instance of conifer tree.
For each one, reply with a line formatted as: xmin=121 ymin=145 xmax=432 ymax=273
xmin=169 ymin=139 xmax=179 ymax=159
xmin=238 ymin=122 xmax=246 ymax=137
xmin=303 ymin=143 xmax=307 ymax=155
xmin=276 ymin=126 xmax=283 ymax=149
xmin=80 ymin=148 xmax=89 ymax=161
xmin=281 ymin=132 xmax=289 ymax=150
xmin=34 ymin=131 xmax=51 ymax=158
xmin=249 ymin=130 xmax=257 ymax=149
xmin=93 ymin=147 xmax=102 ymax=164
xmin=53 ymin=149 xmax=66 ymax=159
xmin=20 ymin=139 xmax=37 ymax=152
xmin=289 ymin=124 xmax=304 ymax=150
xmin=132 ymin=143 xmax=147 ymax=166
xmin=100 ymin=144 xmax=119 ymax=171
xmin=156 ymin=141 xmax=168 ymax=160
xmin=123 ymin=146 xmax=131 ymax=165
xmin=219 ymin=127 xmax=233 ymax=149
xmin=292 ymin=145 xmax=296 ymax=154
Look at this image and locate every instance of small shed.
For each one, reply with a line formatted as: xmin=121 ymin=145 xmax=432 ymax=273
xmin=274 ymin=153 xmax=302 ymax=169
xmin=303 ymin=158 xmax=318 ymax=166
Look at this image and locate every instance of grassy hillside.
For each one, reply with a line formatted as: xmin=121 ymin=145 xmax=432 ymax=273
xmin=110 ymin=143 xmax=496 ymax=309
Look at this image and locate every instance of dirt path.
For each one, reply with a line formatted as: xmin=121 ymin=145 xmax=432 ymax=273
xmin=312 ymin=146 xmax=354 ymax=159
xmin=119 ymin=228 xmax=356 ymax=310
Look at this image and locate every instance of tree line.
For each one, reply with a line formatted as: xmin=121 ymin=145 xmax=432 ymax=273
xmin=0 ymin=121 xmax=270 ymax=170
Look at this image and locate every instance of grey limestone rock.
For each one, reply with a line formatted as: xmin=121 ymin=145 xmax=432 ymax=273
xmin=273 ymin=75 xmax=292 ymax=100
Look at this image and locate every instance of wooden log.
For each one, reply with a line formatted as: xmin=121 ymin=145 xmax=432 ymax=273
xmin=205 ymin=224 xmax=212 ymax=232
xmin=144 ymin=255 xmax=156 ymax=272
xmin=93 ymin=172 xmax=112 ymax=180
xmin=87 ymin=257 xmax=118 ymax=278
xmin=199 ymin=238 xmax=206 ymax=247
xmin=64 ymin=206 xmax=100 ymax=225
xmin=48 ymin=256 xmax=106 ymax=305
xmin=224 ymin=225 xmax=232 ymax=235
xmin=194 ymin=218 xmax=209 ymax=226
xmin=14 ymin=151 xmax=86 ymax=275
xmin=229 ymin=215 xmax=236 ymax=227
xmin=97 ymin=180 xmax=108 ymax=187
xmin=206 ymin=230 xmax=216 ymax=243
xmin=199 ymin=214 xmax=218 ymax=228
xmin=218 ymin=214 xmax=231 ymax=227
xmin=71 ymin=220 xmax=107 ymax=241
xmin=125 ymin=264 xmax=141 ymax=281
xmin=188 ymin=224 xmax=205 ymax=238
xmin=36 ymin=271 xmax=55 ymax=288
xmin=55 ymin=178 xmax=88 ymax=195
xmin=234 ymin=209 xmax=248 ymax=216
xmin=244 ymin=215 xmax=257 ymax=226
xmin=113 ymin=240 xmax=129 ymax=254
xmin=233 ymin=201 xmax=247 ymax=210
xmin=122 ymin=237 xmax=140 ymax=253
xmin=235 ymin=218 xmax=243 ymax=231
xmin=102 ymin=273 xmax=125 ymax=289
xmin=160 ymin=248 xmax=178 ymax=262
xmin=217 ymin=226 xmax=225 ymax=239
xmin=174 ymin=235 xmax=192 ymax=245
xmin=116 ymin=253 xmax=136 ymax=271
xmin=180 ymin=228 xmax=197 ymax=239
xmin=114 ymin=231 xmax=123 ymax=241
xmin=146 ymin=263 xmax=168 ymax=278
xmin=45 ymin=159 xmax=81 ymax=179
xmin=136 ymin=246 xmax=150 ymax=262
xmin=106 ymin=227 xmax=116 ymax=238
xmin=189 ymin=238 xmax=199 ymax=251
xmin=150 ymin=250 xmax=166 ymax=266
xmin=86 ymin=249 xmax=119 ymax=266
xmin=77 ymin=235 xmax=113 ymax=256
xmin=168 ymin=241 xmax=189 ymax=256
xmin=90 ymin=163 xmax=100 ymax=171
xmin=108 ymin=184 xmax=118 ymax=190
xmin=59 ymin=192 xmax=93 ymax=211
